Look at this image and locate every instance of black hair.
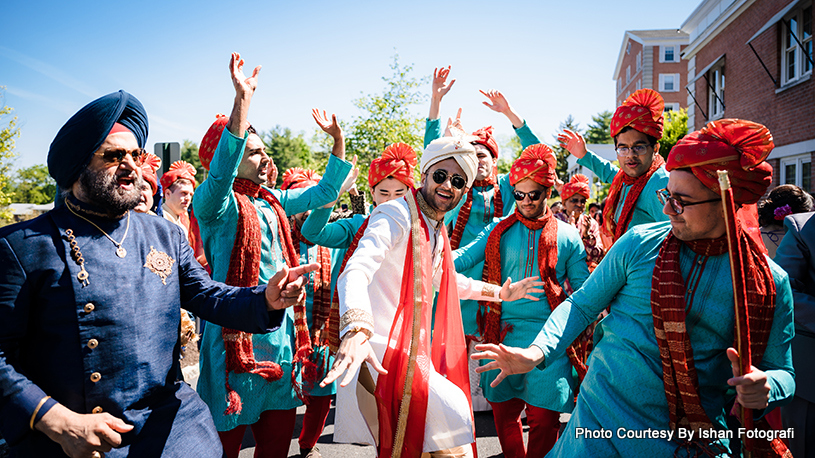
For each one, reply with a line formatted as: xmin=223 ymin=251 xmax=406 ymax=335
xmin=613 ymin=126 xmax=658 ymax=147
xmin=757 ymin=184 xmax=814 ymax=227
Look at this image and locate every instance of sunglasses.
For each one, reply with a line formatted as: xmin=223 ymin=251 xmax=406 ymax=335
xmin=432 ymin=169 xmax=467 ymax=190
xmin=98 ymin=148 xmax=146 ymax=166
xmin=656 ymin=188 xmax=719 ymax=215
xmin=512 ymin=189 xmax=544 ymax=201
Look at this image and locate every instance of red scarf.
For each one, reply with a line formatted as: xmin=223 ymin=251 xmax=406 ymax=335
xmin=292 ymin=224 xmax=332 ymax=345
xmin=651 ymin=229 xmax=786 ymax=457
xmin=602 ymin=154 xmax=665 ymax=244
xmin=479 ymin=208 xmax=588 ymax=382
xmin=450 ymin=169 xmax=503 ymax=250
xmin=375 ymin=189 xmax=472 ymax=458
xmin=327 ymin=218 xmax=370 ymax=354
xmin=221 ymin=178 xmax=313 ymax=415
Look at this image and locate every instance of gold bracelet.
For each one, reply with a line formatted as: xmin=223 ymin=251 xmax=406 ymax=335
xmin=347 ymin=326 xmax=373 ymax=342
xmin=30 ymin=396 xmax=52 ymax=430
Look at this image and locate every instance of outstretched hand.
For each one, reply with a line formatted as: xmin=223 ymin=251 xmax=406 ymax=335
xmin=312 ymin=109 xmax=343 ymax=140
xmin=726 ymin=347 xmax=771 ymax=409
xmin=480 ymin=89 xmax=510 ymax=114
xmin=444 ymin=108 xmax=466 ymax=137
xmin=499 ymin=276 xmax=546 ymax=302
xmin=432 ymin=66 xmax=456 ymax=100
xmin=472 ymin=343 xmax=544 ymax=387
xmin=230 ymin=52 xmax=261 ymax=99
xmin=265 ymin=263 xmax=320 ymax=311
xmin=557 ymin=129 xmax=588 ymax=159
xmin=321 ymin=330 xmax=387 ymax=388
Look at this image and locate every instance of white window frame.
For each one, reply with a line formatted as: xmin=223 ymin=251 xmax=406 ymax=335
xmin=780 ymin=154 xmax=812 ymax=189
xmin=659 ymin=73 xmax=680 ymax=92
xmin=636 ymin=52 xmax=642 ymax=72
xmin=707 ymin=61 xmax=725 ymax=120
xmin=663 ymin=103 xmax=681 ymax=112
xmin=617 ymin=78 xmax=622 ymax=94
xmin=636 ymin=79 xmax=642 ymax=90
xmin=660 ymin=45 xmax=679 ymax=63
xmin=781 ymin=3 xmax=813 ymax=85
xmin=626 ymin=66 xmax=631 ymax=84
xmin=627 ymin=42 xmax=632 ymax=55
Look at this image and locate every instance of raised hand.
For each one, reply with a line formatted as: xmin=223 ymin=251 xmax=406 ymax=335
xmin=265 ymin=263 xmax=320 ymax=311
xmin=472 ymin=343 xmax=544 ymax=387
xmin=557 ymin=129 xmax=588 ymax=159
xmin=312 ymin=109 xmax=343 ymax=140
xmin=321 ymin=330 xmax=387 ymax=388
xmin=444 ymin=108 xmax=467 ymax=137
xmin=36 ymin=403 xmax=134 ymax=458
xmin=432 ymin=66 xmax=456 ymax=101
xmin=230 ymin=52 xmax=261 ymax=99
xmin=499 ymin=275 xmax=546 ymax=302
xmin=726 ymin=347 xmax=771 ymax=409
xmin=480 ymin=90 xmax=524 ymax=128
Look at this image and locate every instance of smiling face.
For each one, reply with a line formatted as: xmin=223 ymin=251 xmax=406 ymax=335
xmin=134 ymin=181 xmax=154 ymax=213
xmin=515 ymin=178 xmax=549 ymax=220
xmin=473 ymin=143 xmax=496 ymax=181
xmin=614 ymin=128 xmax=660 ymax=178
xmin=664 ymin=169 xmax=725 ymax=241
xmin=73 ymin=131 xmax=142 ymax=214
xmin=420 ymin=158 xmax=469 ymax=215
xmin=236 ymin=132 xmax=270 ymax=184
xmin=372 ymin=176 xmax=409 ymax=206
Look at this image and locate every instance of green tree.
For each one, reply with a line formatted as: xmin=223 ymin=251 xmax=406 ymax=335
xmin=658 ymin=108 xmax=689 ymax=160
xmin=180 ymin=140 xmax=207 ymax=184
xmin=263 ymin=126 xmax=315 ymax=187
xmin=10 ymin=164 xmax=55 ymax=204
xmin=551 ymin=115 xmax=581 ymax=192
xmin=584 ymin=110 xmax=613 ymax=145
xmin=497 ymin=135 xmax=523 ymax=175
xmin=322 ymin=54 xmax=427 ymax=189
xmin=0 ymin=90 xmax=20 ymax=221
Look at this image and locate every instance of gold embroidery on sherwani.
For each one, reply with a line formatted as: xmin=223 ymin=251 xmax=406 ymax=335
xmin=144 ymin=246 xmax=175 ymax=285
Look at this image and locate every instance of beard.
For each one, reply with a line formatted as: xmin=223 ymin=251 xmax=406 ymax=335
xmin=78 ymin=167 xmax=142 ymax=215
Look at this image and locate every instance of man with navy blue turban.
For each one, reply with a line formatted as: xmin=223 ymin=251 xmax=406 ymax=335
xmin=0 ymin=91 xmax=318 ymax=458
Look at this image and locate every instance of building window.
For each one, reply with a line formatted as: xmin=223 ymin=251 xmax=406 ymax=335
xmin=781 ymin=154 xmax=812 ymax=190
xmin=782 ymin=4 xmax=813 ymax=85
xmin=664 ymin=103 xmax=681 ymax=112
xmin=707 ymin=61 xmax=725 ymax=119
xmin=627 ymin=42 xmax=632 ymax=55
xmin=660 ymin=45 xmax=678 ymax=63
xmin=626 ymin=66 xmax=631 ymax=84
xmin=617 ymin=78 xmax=622 ymax=94
xmin=636 ymin=52 xmax=642 ymax=72
xmin=636 ymin=79 xmax=642 ymax=90
xmin=659 ymin=73 xmax=680 ymax=92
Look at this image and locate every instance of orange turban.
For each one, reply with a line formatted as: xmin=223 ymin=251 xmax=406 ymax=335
xmin=561 ymin=174 xmax=591 ymax=201
xmin=140 ymin=152 xmax=161 ymax=193
xmin=509 ymin=144 xmax=557 ymax=187
xmin=160 ymin=160 xmax=197 ymax=190
xmin=472 ymin=126 xmax=499 ymax=159
xmin=368 ymin=143 xmax=418 ymax=189
xmin=610 ymin=89 xmax=665 ymax=140
xmin=199 ymin=114 xmax=228 ymax=171
xmin=281 ymin=167 xmax=322 ymax=190
xmin=667 ymin=119 xmax=774 ymax=205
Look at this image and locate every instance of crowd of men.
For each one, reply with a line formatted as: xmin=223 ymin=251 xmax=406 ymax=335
xmin=0 ymin=54 xmax=813 ymax=458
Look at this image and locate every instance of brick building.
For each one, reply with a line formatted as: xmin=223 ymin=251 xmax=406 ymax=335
xmin=613 ymin=29 xmax=690 ymax=112
xmin=681 ymin=0 xmax=813 ymax=193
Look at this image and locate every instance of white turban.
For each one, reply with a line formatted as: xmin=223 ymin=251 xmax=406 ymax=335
xmin=420 ymin=137 xmax=478 ymax=187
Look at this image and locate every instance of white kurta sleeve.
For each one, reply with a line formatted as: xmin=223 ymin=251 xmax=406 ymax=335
xmin=337 ymin=203 xmax=408 ymax=338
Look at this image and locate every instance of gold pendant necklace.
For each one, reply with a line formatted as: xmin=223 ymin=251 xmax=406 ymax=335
xmin=65 ymin=198 xmax=130 ymax=258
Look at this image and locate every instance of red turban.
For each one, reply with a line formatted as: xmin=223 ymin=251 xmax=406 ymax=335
xmin=561 ymin=174 xmax=591 ymax=200
xmin=199 ymin=114 xmax=228 ymax=171
xmin=160 ymin=160 xmax=197 ymax=190
xmin=667 ymin=119 xmax=774 ymax=205
xmin=472 ymin=126 xmax=499 ymax=159
xmin=510 ymin=144 xmax=557 ymax=187
xmin=368 ymin=143 xmax=418 ymax=189
xmin=610 ymin=89 xmax=665 ymax=140
xmin=281 ymin=167 xmax=322 ymax=190
xmin=140 ymin=152 xmax=161 ymax=193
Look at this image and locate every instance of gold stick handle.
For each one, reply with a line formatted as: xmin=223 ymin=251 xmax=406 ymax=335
xmin=717 ymin=170 xmax=731 ymax=191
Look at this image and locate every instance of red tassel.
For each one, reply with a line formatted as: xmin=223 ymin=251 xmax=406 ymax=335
xmin=252 ymin=364 xmax=284 ymax=382
xmin=224 ymin=377 xmax=243 ymax=416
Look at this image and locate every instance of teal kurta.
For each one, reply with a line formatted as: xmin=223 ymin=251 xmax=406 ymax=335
xmin=192 ymin=129 xmax=351 ymax=431
xmin=532 ymin=222 xmax=795 ymax=457
xmin=454 ymin=218 xmax=589 ymax=412
xmin=425 ymin=118 xmax=516 ymax=335
xmin=577 ymin=150 xmax=670 ymax=230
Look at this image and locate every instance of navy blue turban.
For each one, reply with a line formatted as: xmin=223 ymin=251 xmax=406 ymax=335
xmin=47 ymin=90 xmax=149 ymax=188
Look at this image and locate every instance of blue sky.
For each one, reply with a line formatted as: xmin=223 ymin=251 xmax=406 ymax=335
xmin=1 ymin=0 xmax=698 ymax=171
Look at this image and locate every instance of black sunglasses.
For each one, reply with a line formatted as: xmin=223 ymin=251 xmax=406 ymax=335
xmin=513 ymin=189 xmax=544 ymax=202
xmin=99 ymin=148 xmax=145 ymax=166
xmin=432 ymin=169 xmax=467 ymax=190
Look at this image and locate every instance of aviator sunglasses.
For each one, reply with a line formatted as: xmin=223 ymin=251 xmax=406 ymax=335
xmin=512 ymin=189 xmax=544 ymax=201
xmin=432 ymin=169 xmax=467 ymax=190
xmin=98 ymin=148 xmax=146 ymax=166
